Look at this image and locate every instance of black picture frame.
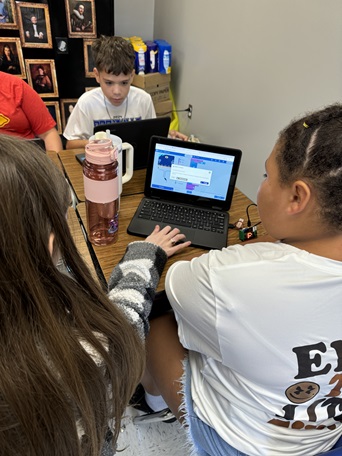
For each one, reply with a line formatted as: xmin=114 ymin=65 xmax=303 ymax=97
xmin=55 ymin=36 xmax=68 ymax=54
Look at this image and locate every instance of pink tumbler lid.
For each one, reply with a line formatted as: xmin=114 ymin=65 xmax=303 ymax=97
xmin=85 ymin=138 xmax=116 ymax=165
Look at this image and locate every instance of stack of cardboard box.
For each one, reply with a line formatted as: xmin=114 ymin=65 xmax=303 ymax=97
xmin=132 ymin=73 xmax=173 ymax=118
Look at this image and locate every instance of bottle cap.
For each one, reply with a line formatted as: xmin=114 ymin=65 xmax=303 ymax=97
xmin=85 ymin=135 xmax=116 ymax=165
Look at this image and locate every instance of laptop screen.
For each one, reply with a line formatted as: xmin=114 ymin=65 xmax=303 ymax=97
xmin=93 ymin=117 xmax=171 ymax=169
xmin=145 ymin=136 xmax=242 ymax=211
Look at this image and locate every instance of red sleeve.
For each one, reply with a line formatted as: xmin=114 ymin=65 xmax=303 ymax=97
xmin=20 ymin=82 xmax=56 ymax=136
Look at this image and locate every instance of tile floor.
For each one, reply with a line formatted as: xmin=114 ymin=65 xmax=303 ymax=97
xmin=116 ymin=406 xmax=196 ymax=455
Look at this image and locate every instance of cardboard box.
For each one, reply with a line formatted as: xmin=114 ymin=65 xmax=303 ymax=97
xmin=132 ymin=72 xmax=171 ymax=89
xmin=146 ymin=83 xmax=170 ymax=103
xmin=154 ymin=99 xmax=172 ymax=117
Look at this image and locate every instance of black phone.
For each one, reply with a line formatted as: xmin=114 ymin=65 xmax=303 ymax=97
xmin=75 ymin=153 xmax=85 ymax=165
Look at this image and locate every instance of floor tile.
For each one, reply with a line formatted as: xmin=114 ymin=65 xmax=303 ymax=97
xmin=116 ymin=406 xmax=196 ymax=455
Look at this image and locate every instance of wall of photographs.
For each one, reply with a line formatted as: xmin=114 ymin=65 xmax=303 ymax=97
xmin=0 ymin=0 xmax=114 ymax=133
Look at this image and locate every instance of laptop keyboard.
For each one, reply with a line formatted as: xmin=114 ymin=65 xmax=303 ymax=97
xmin=137 ymin=200 xmax=226 ymax=233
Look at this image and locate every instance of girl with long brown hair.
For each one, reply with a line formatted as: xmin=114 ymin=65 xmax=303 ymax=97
xmin=0 ymin=133 xmax=189 ymax=455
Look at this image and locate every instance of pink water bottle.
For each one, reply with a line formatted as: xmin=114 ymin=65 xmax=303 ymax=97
xmin=83 ymin=136 xmax=119 ymax=246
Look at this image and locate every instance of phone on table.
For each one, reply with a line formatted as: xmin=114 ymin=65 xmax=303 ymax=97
xmin=75 ymin=153 xmax=85 ymax=165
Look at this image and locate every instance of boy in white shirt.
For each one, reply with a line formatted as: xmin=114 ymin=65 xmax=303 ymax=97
xmin=64 ymin=36 xmax=186 ymax=149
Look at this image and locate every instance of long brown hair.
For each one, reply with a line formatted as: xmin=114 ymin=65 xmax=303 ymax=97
xmin=0 ymin=134 xmax=145 ymax=455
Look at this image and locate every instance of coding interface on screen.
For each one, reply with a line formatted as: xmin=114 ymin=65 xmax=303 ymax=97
xmin=150 ymin=143 xmax=234 ymax=201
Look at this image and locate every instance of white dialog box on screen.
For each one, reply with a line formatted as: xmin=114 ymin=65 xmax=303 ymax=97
xmin=170 ymin=164 xmax=212 ymax=186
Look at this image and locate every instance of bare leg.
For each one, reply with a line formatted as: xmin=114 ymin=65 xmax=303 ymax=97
xmin=142 ymin=311 xmax=187 ymax=421
xmin=140 ymin=369 xmax=160 ymax=396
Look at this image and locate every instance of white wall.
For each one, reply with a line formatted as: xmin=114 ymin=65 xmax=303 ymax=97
xmin=114 ymin=0 xmax=155 ymax=40
xmin=154 ymin=1 xmax=342 ymax=200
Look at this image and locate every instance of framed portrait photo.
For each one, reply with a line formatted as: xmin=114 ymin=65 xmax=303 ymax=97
xmin=0 ymin=0 xmax=18 ymax=29
xmin=65 ymin=0 xmax=96 ymax=39
xmin=17 ymin=2 xmax=52 ymax=49
xmin=0 ymin=37 xmax=26 ymax=78
xmin=83 ymin=39 xmax=95 ymax=77
xmin=60 ymin=98 xmax=78 ymax=130
xmin=25 ymin=59 xmax=58 ymax=98
xmin=44 ymin=101 xmax=62 ymax=134
xmin=55 ymin=36 xmax=68 ymax=54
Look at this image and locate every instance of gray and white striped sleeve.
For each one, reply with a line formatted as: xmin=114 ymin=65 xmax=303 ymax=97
xmin=107 ymin=241 xmax=167 ymax=340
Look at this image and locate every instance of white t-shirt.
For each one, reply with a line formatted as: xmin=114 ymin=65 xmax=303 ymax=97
xmin=63 ymin=86 xmax=156 ymax=140
xmin=165 ymin=242 xmax=342 ymax=456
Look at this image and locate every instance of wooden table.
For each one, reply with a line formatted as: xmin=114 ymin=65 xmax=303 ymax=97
xmin=67 ymin=207 xmax=100 ymax=284
xmin=47 ymin=150 xmax=63 ymax=171
xmin=77 ymin=189 xmax=264 ymax=291
xmin=60 ymin=149 xmax=266 ymax=291
xmin=47 ymin=151 xmax=100 ymax=284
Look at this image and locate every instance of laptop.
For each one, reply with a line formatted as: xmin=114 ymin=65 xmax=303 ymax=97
xmin=93 ymin=117 xmax=171 ymax=170
xmin=127 ymin=136 xmax=242 ymax=250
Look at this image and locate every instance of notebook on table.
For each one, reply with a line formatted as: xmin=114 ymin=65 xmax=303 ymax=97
xmin=127 ymin=136 xmax=242 ymax=250
xmin=93 ymin=116 xmax=171 ymax=170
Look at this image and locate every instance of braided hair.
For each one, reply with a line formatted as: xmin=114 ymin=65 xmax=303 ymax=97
xmin=276 ymin=103 xmax=342 ymax=230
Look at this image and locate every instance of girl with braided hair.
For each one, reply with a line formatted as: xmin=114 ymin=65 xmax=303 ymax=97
xmin=142 ymin=103 xmax=342 ymax=455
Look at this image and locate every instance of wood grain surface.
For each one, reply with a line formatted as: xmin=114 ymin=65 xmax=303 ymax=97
xmin=67 ymin=207 xmax=100 ymax=284
xmin=47 ymin=150 xmax=63 ymax=171
xmin=77 ymin=188 xmax=265 ymax=291
xmin=62 ymin=149 xmax=267 ymax=291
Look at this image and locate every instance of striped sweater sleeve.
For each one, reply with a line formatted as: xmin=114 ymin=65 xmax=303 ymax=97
xmin=107 ymin=241 xmax=167 ymax=340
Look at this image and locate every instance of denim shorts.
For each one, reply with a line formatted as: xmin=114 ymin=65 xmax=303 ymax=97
xmin=183 ymin=358 xmax=249 ymax=456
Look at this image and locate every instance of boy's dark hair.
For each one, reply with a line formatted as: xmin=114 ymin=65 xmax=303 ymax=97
xmin=277 ymin=103 xmax=342 ymax=230
xmin=91 ymin=35 xmax=135 ymax=75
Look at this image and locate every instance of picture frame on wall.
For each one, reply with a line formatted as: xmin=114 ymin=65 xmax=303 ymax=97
xmin=16 ymin=2 xmax=52 ymax=49
xmin=55 ymin=36 xmax=68 ymax=54
xmin=60 ymin=98 xmax=78 ymax=130
xmin=25 ymin=59 xmax=58 ymax=98
xmin=0 ymin=37 xmax=26 ymax=78
xmin=44 ymin=101 xmax=62 ymax=134
xmin=15 ymin=0 xmax=48 ymax=3
xmin=0 ymin=0 xmax=18 ymax=29
xmin=65 ymin=0 xmax=96 ymax=39
xmin=83 ymin=39 xmax=95 ymax=77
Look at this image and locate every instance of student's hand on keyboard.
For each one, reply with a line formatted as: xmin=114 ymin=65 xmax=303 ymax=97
xmin=145 ymin=225 xmax=191 ymax=257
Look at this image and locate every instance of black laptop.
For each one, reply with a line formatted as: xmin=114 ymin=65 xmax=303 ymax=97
xmin=127 ymin=136 xmax=242 ymax=250
xmin=93 ymin=117 xmax=171 ymax=170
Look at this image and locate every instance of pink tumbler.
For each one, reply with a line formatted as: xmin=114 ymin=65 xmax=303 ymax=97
xmin=83 ymin=137 xmax=119 ymax=246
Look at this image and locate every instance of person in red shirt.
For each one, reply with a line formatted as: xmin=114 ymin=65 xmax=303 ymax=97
xmin=0 ymin=71 xmax=62 ymax=151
